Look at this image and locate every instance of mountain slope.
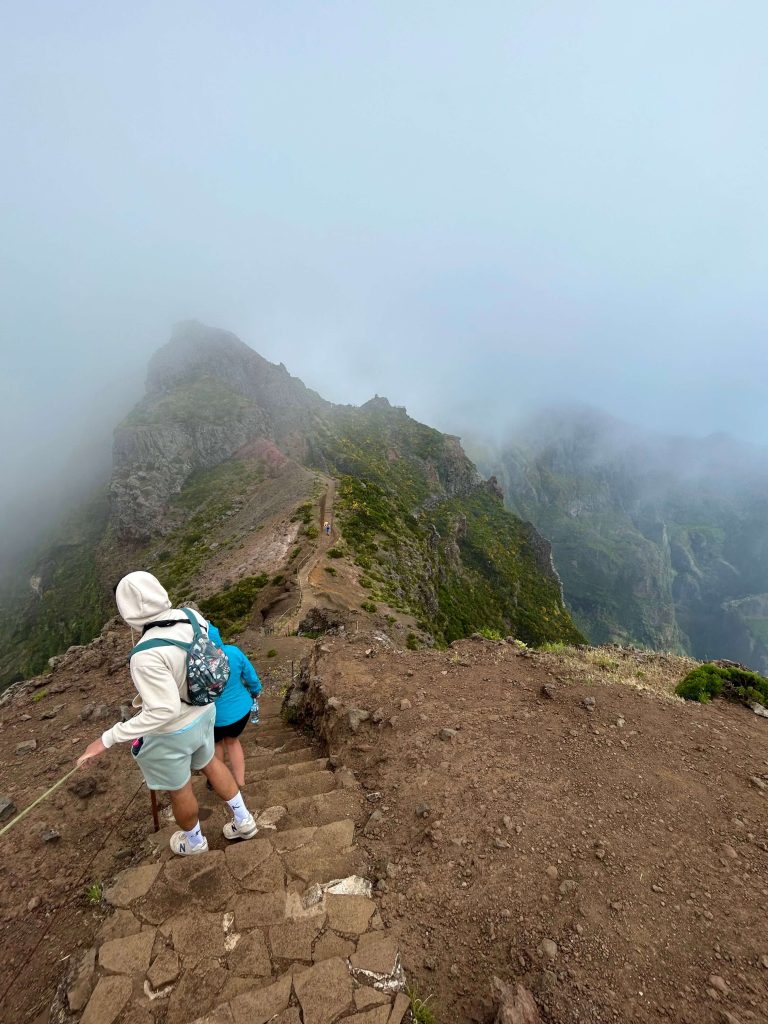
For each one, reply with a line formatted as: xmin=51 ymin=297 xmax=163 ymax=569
xmin=472 ymin=407 xmax=768 ymax=670
xmin=315 ymin=399 xmax=582 ymax=646
xmin=0 ymin=324 xmax=583 ymax=687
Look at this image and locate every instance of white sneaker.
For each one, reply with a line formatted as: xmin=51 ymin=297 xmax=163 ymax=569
xmin=223 ymin=813 xmax=259 ymax=841
xmin=169 ymin=831 xmax=209 ymax=856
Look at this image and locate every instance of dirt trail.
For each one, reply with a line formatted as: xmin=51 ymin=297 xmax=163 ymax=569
xmin=273 ymin=477 xmax=348 ymax=635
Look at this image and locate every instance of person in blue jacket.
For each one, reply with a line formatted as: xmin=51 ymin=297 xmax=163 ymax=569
xmin=207 ymin=623 xmax=261 ymax=789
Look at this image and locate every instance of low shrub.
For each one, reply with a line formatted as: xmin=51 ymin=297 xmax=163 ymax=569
xmin=292 ymin=502 xmax=314 ymax=525
xmin=361 ymin=600 xmax=377 ymax=613
xmin=266 ymin=649 xmax=278 ymax=658
xmin=675 ymin=663 xmax=768 ymax=706
xmin=327 ymin=547 xmax=344 ymax=559
xmin=478 ymin=626 xmax=504 ymax=641
xmin=200 ymin=574 xmax=270 ymax=634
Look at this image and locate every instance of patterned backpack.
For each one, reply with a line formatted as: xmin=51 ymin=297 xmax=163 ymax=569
xmin=128 ymin=608 xmax=230 ymax=705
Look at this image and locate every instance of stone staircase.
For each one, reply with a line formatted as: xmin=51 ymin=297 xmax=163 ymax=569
xmin=71 ymin=698 xmax=409 ymax=1024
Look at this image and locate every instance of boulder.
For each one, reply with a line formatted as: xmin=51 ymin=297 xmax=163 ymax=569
xmin=492 ymin=978 xmax=542 ymax=1024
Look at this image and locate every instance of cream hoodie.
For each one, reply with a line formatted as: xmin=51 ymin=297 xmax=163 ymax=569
xmin=101 ymin=571 xmax=209 ymax=748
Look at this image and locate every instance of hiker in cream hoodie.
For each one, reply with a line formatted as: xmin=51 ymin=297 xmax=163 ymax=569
xmin=77 ymin=571 xmax=258 ymax=856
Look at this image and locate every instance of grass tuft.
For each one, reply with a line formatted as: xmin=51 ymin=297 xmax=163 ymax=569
xmin=407 ymin=986 xmax=437 ymax=1024
xmin=85 ymin=882 xmax=102 ymax=904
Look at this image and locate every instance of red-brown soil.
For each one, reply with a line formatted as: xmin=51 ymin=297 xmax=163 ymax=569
xmin=300 ymin=634 xmax=768 ymax=1024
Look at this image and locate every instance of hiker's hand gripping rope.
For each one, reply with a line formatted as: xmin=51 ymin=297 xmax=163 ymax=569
xmin=77 ymin=737 xmax=107 ymax=766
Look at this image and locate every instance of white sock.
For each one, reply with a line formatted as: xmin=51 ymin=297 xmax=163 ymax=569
xmin=184 ymin=821 xmax=205 ymax=847
xmin=226 ymin=790 xmax=250 ymax=824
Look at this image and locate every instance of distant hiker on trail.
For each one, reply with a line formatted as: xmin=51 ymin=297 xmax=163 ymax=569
xmin=207 ymin=624 xmax=262 ymax=789
xmin=324 ymin=520 xmax=331 ymax=536
xmin=76 ymin=571 xmax=259 ymax=856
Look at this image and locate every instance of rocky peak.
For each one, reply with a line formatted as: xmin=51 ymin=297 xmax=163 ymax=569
xmin=147 ymin=321 xmax=330 ymax=438
xmin=360 ymin=395 xmax=395 ymax=413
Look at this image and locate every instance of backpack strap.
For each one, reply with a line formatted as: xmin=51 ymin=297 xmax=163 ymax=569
xmin=181 ymin=607 xmax=203 ymax=640
xmin=127 ymin=609 xmax=203 ymax=662
xmin=128 ymin=637 xmax=191 ymax=660
xmin=141 ymin=618 xmax=189 ymax=634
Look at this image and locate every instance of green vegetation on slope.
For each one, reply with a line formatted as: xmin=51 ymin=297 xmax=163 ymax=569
xmin=199 ymin=574 xmax=270 ymax=637
xmin=676 ymin=663 xmax=768 ymax=706
xmin=147 ymin=459 xmax=262 ymax=602
xmin=122 ymin=375 xmax=256 ymax=428
xmin=479 ymin=415 xmax=768 ymax=671
xmin=0 ymin=491 xmax=111 ymax=688
xmin=314 ymin=405 xmax=584 ymax=647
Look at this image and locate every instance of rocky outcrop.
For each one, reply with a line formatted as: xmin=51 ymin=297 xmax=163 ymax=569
xmin=520 ymin=521 xmax=566 ymax=600
xmin=110 ymin=320 xmax=338 ymax=539
xmin=111 ymin=407 xmax=268 ymax=539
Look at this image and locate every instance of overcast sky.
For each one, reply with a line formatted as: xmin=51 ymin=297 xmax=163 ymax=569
xmin=2 ymin=1 xmax=768 ymax=536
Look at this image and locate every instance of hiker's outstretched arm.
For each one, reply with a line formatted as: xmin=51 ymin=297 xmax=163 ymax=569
xmin=102 ymin=651 xmax=182 ymax=748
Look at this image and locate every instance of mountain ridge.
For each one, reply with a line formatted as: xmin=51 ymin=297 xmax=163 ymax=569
xmin=0 ymin=322 xmax=583 ymax=687
xmin=471 ymin=406 xmax=768 ymax=671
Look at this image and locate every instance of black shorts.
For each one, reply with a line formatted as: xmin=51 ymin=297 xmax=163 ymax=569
xmin=214 ymin=711 xmax=250 ymax=742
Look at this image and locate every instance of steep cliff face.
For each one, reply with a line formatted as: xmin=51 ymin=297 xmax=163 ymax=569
xmin=475 ymin=408 xmax=768 ymax=670
xmin=312 ymin=399 xmax=584 ymax=646
xmin=111 ymin=377 xmax=270 ymax=539
xmin=0 ymin=492 xmax=111 ymax=686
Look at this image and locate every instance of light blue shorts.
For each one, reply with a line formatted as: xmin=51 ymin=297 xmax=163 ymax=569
xmin=131 ymin=705 xmax=216 ymax=791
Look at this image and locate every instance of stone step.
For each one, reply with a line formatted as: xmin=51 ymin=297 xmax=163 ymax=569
xmin=245 ymin=770 xmax=338 ymax=808
xmin=245 ymin=746 xmax=318 ymax=768
xmin=253 ymin=715 xmax=289 ymax=728
xmin=267 ymin=819 xmax=355 ymax=855
xmin=251 ymin=718 xmax=295 ymax=734
xmin=250 ymin=738 xmax=297 ymax=752
xmin=282 ymin=843 xmax=365 ymax=885
xmin=192 ymin=931 xmax=409 ymax=1024
xmin=282 ymin=789 xmax=363 ymax=830
xmin=245 ymin=758 xmax=329 ymax=784
xmin=75 ymin=688 xmax=410 ymax=1024
xmin=252 ymin=735 xmax=309 ymax=754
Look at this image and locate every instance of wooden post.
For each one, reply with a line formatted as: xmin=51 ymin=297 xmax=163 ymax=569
xmin=150 ymin=790 xmax=160 ymax=833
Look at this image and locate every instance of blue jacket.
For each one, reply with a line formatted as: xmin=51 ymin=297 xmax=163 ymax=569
xmin=207 ymin=624 xmax=261 ymax=726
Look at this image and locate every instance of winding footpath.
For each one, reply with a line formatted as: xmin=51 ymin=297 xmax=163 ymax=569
xmin=273 ymin=478 xmax=339 ymax=636
xmin=70 ymin=696 xmax=409 ymax=1024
